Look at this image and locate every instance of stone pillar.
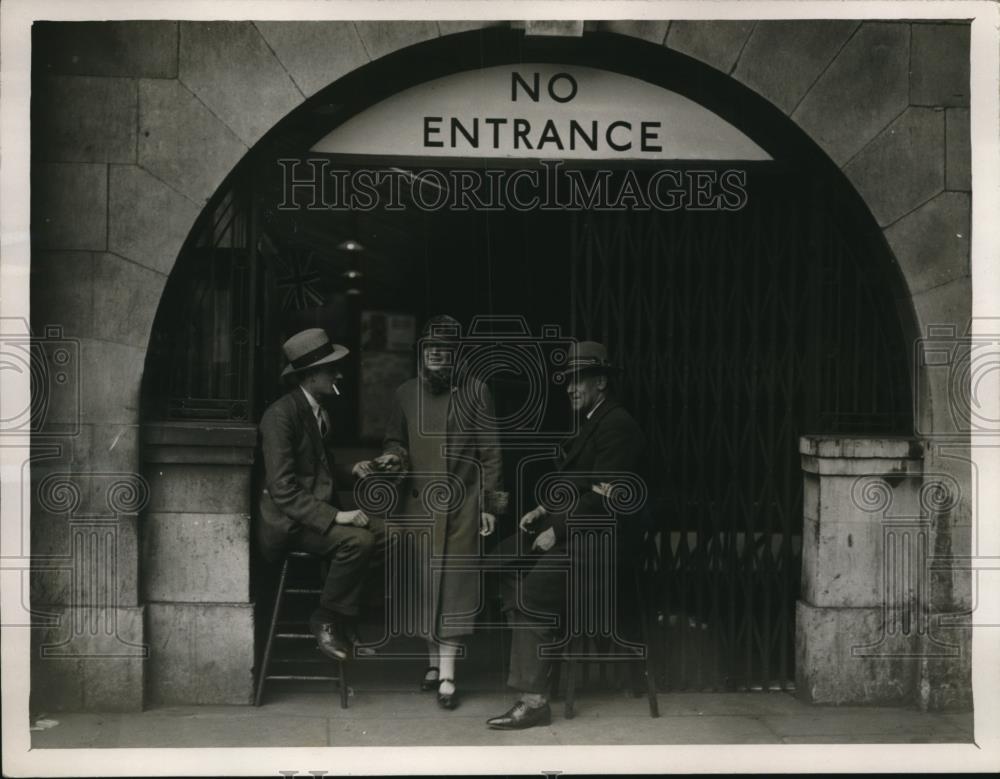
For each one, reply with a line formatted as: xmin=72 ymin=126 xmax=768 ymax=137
xmin=796 ymin=436 xmax=927 ymax=705
xmin=141 ymin=422 xmax=257 ymax=704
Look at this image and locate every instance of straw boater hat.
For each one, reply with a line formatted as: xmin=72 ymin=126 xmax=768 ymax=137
xmin=281 ymin=328 xmax=349 ymax=377
xmin=556 ymin=341 xmax=615 ymax=381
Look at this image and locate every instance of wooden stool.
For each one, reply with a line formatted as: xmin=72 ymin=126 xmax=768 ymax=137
xmin=255 ymin=551 xmax=349 ymax=708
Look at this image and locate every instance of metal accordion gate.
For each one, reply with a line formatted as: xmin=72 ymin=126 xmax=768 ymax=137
xmin=568 ymin=169 xmax=913 ymax=691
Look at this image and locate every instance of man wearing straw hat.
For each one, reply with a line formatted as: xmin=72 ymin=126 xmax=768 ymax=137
xmin=257 ymin=328 xmax=375 ymax=662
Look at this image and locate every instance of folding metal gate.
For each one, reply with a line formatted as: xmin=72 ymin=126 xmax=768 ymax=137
xmin=569 ymin=171 xmax=912 ymax=691
xmin=148 ymin=165 xmax=913 ymax=692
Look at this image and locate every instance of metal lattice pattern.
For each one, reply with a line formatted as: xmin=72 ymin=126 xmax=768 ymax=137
xmin=569 ymin=179 xmax=911 ymax=690
xmin=144 ymin=184 xmax=258 ymax=421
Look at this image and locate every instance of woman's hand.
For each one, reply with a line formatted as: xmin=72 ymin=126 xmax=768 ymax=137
xmin=479 ymin=512 xmax=496 ymax=536
xmin=373 ymin=452 xmax=403 ymax=472
xmin=352 ymin=460 xmax=375 ymax=478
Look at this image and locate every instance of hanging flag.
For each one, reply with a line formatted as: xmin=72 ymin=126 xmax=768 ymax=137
xmin=274 ymin=249 xmax=326 ymax=310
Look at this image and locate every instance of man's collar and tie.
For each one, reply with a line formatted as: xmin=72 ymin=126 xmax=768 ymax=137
xmin=559 ymin=396 xmax=612 ymax=468
xmin=300 ymin=385 xmax=330 ymax=438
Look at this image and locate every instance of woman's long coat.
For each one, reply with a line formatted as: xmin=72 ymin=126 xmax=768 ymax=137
xmin=382 ymin=376 xmax=503 ymax=639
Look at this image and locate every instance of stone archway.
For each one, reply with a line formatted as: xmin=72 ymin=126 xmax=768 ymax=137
xmin=31 ymin=20 xmax=970 ymax=438
xmin=28 ymin=19 xmax=971 ymax=711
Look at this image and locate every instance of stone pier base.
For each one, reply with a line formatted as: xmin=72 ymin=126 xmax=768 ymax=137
xmin=141 ymin=423 xmax=257 ymax=705
xmin=795 ymin=436 xmax=971 ymax=710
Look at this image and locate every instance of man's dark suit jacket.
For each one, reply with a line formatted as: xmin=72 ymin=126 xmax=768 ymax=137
xmin=257 ymin=387 xmax=355 ymax=563
xmin=538 ymin=397 xmax=646 ymax=543
xmin=504 ymin=396 xmax=648 ymax=625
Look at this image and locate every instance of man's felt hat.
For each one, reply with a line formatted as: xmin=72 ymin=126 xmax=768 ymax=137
xmin=281 ymin=328 xmax=349 ymax=377
xmin=556 ymin=340 xmax=615 ymax=381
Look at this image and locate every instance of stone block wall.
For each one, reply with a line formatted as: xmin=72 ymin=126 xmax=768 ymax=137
xmin=662 ymin=20 xmax=972 ymax=394
xmin=27 ymin=19 xmax=972 ymax=710
xmin=141 ymin=423 xmax=257 ymax=704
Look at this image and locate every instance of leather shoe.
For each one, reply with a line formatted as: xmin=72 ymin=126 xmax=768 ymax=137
xmin=309 ymin=616 xmax=349 ymax=661
xmin=420 ymin=666 xmax=440 ymax=692
xmin=486 ymin=701 xmax=552 ymax=730
xmin=437 ymin=679 xmax=459 ymax=710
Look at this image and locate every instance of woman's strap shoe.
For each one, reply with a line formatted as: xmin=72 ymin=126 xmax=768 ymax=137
xmin=420 ymin=666 xmax=440 ymax=692
xmin=437 ymin=679 xmax=459 ymax=710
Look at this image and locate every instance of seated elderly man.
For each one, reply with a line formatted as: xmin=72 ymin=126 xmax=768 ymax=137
xmin=487 ymin=341 xmax=647 ymax=730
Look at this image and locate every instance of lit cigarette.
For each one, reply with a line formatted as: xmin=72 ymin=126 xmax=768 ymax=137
xmin=331 ymin=382 xmax=341 ymax=396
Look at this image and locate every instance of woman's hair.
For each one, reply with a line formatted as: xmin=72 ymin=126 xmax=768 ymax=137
xmin=420 ymin=313 xmax=461 ymax=343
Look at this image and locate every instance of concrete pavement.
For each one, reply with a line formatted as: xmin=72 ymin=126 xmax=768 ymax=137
xmin=31 ymin=687 xmax=972 ymax=748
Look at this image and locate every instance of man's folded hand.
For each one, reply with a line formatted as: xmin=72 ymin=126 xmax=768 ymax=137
xmin=532 ymin=527 xmax=556 ymax=552
xmin=519 ymin=505 xmax=547 ymax=532
xmin=591 ymin=481 xmax=614 ymax=498
xmin=335 ymin=509 xmax=370 ymax=528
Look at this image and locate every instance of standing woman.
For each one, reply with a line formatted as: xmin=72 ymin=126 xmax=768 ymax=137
xmin=374 ymin=315 xmax=504 ymax=710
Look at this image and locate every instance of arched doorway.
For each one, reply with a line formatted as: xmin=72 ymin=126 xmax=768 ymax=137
xmin=140 ymin=28 xmax=916 ymax=694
